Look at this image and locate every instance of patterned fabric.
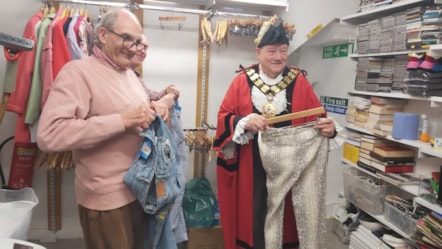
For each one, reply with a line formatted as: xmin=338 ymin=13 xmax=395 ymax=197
xmin=258 ymin=124 xmax=329 ymax=249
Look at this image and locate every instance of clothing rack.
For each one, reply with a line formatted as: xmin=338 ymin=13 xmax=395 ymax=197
xmin=47 ymin=0 xmax=272 ymax=19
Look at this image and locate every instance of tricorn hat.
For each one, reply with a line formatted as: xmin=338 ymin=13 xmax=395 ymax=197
xmin=255 ymin=16 xmax=289 ymax=48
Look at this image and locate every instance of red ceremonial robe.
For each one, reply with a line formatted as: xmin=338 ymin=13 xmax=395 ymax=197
xmin=213 ymin=64 xmax=323 ymax=249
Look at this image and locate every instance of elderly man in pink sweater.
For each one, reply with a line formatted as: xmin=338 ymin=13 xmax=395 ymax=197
xmin=37 ymin=8 xmax=157 ymax=249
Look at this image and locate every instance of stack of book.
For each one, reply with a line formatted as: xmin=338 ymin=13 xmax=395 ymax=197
xmin=392 ymin=13 xmax=407 ymax=52
xmin=357 ymin=136 xmax=416 ymax=173
xmin=406 ymin=6 xmax=425 ymax=49
xmin=371 ymin=144 xmax=416 ymax=173
xmin=392 ymin=54 xmax=408 ymax=90
xmin=345 ymin=97 xmax=370 ymax=125
xmin=357 ymin=135 xmax=393 ymax=172
xmin=366 ymin=96 xmax=407 ymax=136
xmin=421 ymin=6 xmax=442 ymax=46
xmin=414 ymin=212 xmax=442 ymax=248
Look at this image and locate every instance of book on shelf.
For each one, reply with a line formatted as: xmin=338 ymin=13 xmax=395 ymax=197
xmin=358 ymin=155 xmax=415 ymax=173
xmin=367 ymin=112 xmax=394 ymax=122
xmin=379 ymin=123 xmax=393 ymax=132
xmin=373 ymin=144 xmax=415 ymax=158
xmin=346 ymin=138 xmax=361 ymax=147
xmin=364 ymin=120 xmax=392 ymax=133
xmin=359 ymin=150 xmax=371 ymax=160
xmin=360 ymin=137 xmax=395 ymax=151
xmin=369 ymin=104 xmax=403 ymax=115
xmin=360 ymin=134 xmax=395 ymax=143
xmin=373 ymin=128 xmax=391 ymax=137
xmin=346 ymin=114 xmax=355 ymax=123
xmin=360 ymin=148 xmax=371 ymax=155
xmin=353 ymin=121 xmax=366 ymax=129
xmin=369 ymin=150 xmax=415 ymax=163
xmin=371 ymin=156 xmax=415 ymax=166
xmin=370 ymin=96 xmax=407 ymax=106
xmin=358 ymin=156 xmax=372 ymax=167
xmin=356 ymin=161 xmax=378 ymax=174
xmin=343 ymin=143 xmax=360 ymax=164
xmin=370 ymin=160 xmax=415 ymax=173
xmin=376 ymin=172 xmax=421 ymax=186
xmin=414 ymin=213 xmax=442 ymax=248
xmin=355 ymin=111 xmax=369 ymax=122
xmin=345 ymin=107 xmax=357 ymax=123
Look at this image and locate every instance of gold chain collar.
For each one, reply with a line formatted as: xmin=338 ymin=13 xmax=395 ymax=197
xmin=246 ymin=68 xmax=299 ymax=96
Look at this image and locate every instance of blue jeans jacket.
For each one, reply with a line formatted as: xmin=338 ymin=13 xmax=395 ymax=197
xmin=124 ymin=115 xmax=181 ymax=249
xmin=168 ymin=103 xmax=189 ymax=243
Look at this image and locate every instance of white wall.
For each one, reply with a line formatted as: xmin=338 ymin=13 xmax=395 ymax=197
xmin=0 ymin=0 xmax=359 ymax=241
xmin=285 ymin=0 xmax=360 ymax=206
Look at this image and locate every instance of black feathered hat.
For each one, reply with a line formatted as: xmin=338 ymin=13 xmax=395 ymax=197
xmin=255 ymin=16 xmax=289 ymax=48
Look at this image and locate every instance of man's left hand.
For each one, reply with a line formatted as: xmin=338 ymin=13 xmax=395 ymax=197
xmin=151 ymin=100 xmax=170 ymax=121
xmin=314 ymin=117 xmax=336 ymax=138
xmin=166 ymin=85 xmax=180 ymax=98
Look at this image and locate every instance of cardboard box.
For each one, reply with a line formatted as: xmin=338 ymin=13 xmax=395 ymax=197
xmin=187 ymin=226 xmax=225 ymax=249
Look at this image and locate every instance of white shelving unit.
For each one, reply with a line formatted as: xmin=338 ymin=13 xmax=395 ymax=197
xmin=341 ymin=0 xmax=442 ymax=243
xmin=348 ymin=49 xmax=427 ymax=58
xmin=349 ymin=89 xmax=442 ymax=108
xmin=341 ymin=160 xmax=442 ymax=240
xmin=340 ymin=0 xmax=434 ymax=25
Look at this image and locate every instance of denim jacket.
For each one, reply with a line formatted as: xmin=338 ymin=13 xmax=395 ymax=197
xmin=124 ymin=115 xmax=182 ymax=249
xmin=124 ymin=115 xmax=182 ymax=214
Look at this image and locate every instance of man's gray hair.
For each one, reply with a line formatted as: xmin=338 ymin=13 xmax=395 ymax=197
xmin=93 ymin=8 xmax=137 ymax=47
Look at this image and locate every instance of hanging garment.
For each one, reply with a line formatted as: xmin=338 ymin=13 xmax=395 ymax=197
xmin=124 ymin=114 xmax=181 ymax=249
xmin=41 ymin=9 xmax=71 ymax=109
xmin=66 ymin=13 xmax=85 ymax=60
xmin=7 ymin=11 xmax=42 ymax=115
xmin=25 ymin=12 xmax=56 ymax=127
xmin=6 ymin=11 xmax=42 ymax=143
xmin=258 ymin=124 xmax=329 ymax=249
xmin=167 ymin=102 xmax=189 ymax=243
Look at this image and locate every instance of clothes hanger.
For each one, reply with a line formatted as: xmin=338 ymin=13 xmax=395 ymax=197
xmin=42 ymin=4 xmax=49 ymax=18
xmin=266 ymin=106 xmax=325 ymax=125
xmin=84 ymin=9 xmax=89 ymax=20
xmin=50 ymin=7 xmax=56 ymax=14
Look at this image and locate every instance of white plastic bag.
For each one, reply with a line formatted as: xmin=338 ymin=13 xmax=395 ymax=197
xmin=0 ymin=187 xmax=39 ymax=240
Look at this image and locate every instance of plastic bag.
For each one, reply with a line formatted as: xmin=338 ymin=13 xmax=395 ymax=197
xmin=182 ymin=177 xmax=216 ymax=228
xmin=0 ymin=187 xmax=39 ymax=240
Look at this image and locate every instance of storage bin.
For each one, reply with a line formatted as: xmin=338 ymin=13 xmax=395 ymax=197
xmin=343 ymin=168 xmax=387 ymax=215
xmin=0 ymin=187 xmax=39 ymax=240
xmin=383 ymin=201 xmax=417 ymax=235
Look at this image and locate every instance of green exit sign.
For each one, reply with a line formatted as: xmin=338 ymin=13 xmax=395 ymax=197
xmin=322 ymin=43 xmax=353 ymax=58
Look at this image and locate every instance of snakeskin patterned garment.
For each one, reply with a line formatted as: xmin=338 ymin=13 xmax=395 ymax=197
xmin=258 ymin=123 xmax=329 ymax=249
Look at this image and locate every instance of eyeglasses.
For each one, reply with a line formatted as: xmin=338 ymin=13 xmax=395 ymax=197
xmin=106 ymin=29 xmax=148 ymax=51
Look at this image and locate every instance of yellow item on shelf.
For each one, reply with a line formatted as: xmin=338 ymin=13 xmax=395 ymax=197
xmin=307 ymin=23 xmax=323 ymax=39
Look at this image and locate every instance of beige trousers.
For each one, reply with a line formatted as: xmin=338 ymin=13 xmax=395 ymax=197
xmin=258 ymin=124 xmax=329 ymax=249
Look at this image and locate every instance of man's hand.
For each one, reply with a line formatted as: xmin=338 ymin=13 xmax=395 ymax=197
xmin=314 ymin=117 xmax=336 ymax=138
xmin=158 ymin=94 xmax=175 ymax=109
xmin=151 ymin=100 xmax=170 ymax=121
xmin=165 ymin=85 xmax=180 ymax=98
xmin=244 ymin=114 xmax=268 ymax=132
xmin=121 ymin=103 xmax=156 ymax=131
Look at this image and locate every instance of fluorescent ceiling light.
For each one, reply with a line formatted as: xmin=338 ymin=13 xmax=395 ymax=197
xmin=143 ymin=0 xmax=178 ymax=5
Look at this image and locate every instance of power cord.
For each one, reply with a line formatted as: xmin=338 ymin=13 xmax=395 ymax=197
xmin=0 ymin=136 xmax=14 ymax=189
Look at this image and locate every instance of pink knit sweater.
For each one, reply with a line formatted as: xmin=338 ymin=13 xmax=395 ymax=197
xmin=37 ymin=48 xmax=147 ymax=210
